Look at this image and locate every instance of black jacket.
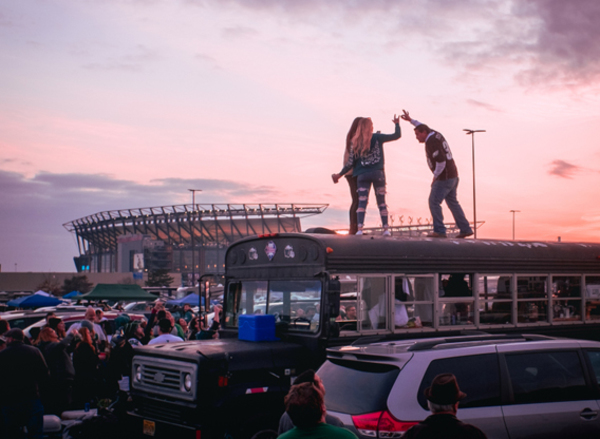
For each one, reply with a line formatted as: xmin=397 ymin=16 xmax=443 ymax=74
xmin=0 ymin=341 xmax=50 ymax=404
xmin=403 ymin=413 xmax=487 ymax=439
xmin=38 ymin=333 xmax=76 ymax=381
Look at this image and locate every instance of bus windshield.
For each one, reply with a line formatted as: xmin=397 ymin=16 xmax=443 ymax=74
xmin=225 ymin=279 xmax=322 ymax=332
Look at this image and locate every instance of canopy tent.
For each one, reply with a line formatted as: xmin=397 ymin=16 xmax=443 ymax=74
xmin=167 ymin=293 xmax=204 ymax=307
xmin=72 ymin=284 xmax=158 ymax=301
xmin=7 ymin=293 xmax=65 ymax=309
xmin=62 ymin=290 xmax=81 ymax=299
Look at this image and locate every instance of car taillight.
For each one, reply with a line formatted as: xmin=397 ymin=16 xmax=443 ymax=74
xmin=352 ymin=410 xmax=418 ymax=438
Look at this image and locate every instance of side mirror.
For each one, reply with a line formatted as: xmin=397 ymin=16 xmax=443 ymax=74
xmin=326 ymin=276 xmax=341 ymax=318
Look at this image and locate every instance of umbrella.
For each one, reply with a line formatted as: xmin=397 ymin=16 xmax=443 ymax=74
xmin=7 ymin=293 xmax=65 ymax=309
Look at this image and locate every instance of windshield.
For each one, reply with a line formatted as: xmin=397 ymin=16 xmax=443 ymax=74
xmin=225 ymin=279 xmax=322 ymax=333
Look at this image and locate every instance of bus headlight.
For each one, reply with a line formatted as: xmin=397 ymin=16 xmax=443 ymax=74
xmin=134 ymin=365 xmax=142 ymax=383
xmin=184 ymin=373 xmax=193 ymax=392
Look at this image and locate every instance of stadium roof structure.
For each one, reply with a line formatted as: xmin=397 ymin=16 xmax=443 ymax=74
xmin=63 ymin=203 xmax=328 ymax=256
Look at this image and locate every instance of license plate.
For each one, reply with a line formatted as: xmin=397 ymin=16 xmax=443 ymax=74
xmin=143 ymin=420 xmax=156 ymax=436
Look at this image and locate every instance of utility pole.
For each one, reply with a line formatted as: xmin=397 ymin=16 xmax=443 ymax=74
xmin=510 ymin=210 xmax=520 ymax=241
xmin=463 ymin=129 xmax=486 ymax=239
xmin=188 ymin=189 xmax=202 ymax=288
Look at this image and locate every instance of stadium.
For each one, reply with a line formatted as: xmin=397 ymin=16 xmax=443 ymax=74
xmin=63 ymin=203 xmax=328 ymax=281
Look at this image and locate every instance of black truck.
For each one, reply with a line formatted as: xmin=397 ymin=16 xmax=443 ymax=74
xmin=128 ymin=232 xmax=600 ymax=438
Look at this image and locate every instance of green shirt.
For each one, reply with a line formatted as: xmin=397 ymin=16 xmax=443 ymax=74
xmin=278 ymin=423 xmax=358 ymax=439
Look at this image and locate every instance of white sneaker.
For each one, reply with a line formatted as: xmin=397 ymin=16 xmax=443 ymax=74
xmin=356 ymin=230 xmax=363 ymax=236
xmin=383 ymin=230 xmax=391 ymax=236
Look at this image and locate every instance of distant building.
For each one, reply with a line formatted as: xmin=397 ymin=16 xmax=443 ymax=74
xmin=64 ymin=203 xmax=328 ymax=281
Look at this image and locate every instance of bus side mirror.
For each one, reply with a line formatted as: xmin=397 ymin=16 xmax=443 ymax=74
xmin=326 ymin=277 xmax=341 ymax=318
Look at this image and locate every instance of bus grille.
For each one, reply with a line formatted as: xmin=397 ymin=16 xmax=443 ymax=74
xmin=132 ymin=356 xmax=198 ymax=402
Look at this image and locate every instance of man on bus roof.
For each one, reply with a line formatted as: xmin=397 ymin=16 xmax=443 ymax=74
xmin=400 ymin=110 xmax=473 ymax=239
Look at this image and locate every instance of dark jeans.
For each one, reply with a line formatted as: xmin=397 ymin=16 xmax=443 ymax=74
xmin=356 ymin=170 xmax=388 ymax=230
xmin=345 ymin=174 xmax=358 ymax=235
xmin=0 ymin=399 xmax=44 ymax=439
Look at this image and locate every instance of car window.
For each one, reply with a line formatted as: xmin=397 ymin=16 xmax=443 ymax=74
xmin=418 ymin=354 xmax=500 ymax=409
xmin=505 ymin=350 xmax=592 ymax=404
xmin=319 ymin=360 xmax=400 ymax=414
xmin=585 ymin=350 xmax=600 ymax=385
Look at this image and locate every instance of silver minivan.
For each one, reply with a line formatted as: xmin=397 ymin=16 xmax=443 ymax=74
xmin=319 ymin=334 xmax=600 ymax=439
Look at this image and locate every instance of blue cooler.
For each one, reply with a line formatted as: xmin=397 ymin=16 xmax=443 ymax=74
xmin=238 ymin=314 xmax=276 ymax=342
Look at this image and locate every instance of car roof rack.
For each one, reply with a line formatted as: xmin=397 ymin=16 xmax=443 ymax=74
xmin=406 ymin=333 xmax=556 ymax=352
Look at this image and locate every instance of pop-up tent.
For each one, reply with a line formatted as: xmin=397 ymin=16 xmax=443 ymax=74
xmin=167 ymin=293 xmax=204 ymax=307
xmin=62 ymin=290 xmax=81 ymax=299
xmin=7 ymin=292 xmax=66 ymax=309
xmin=72 ymin=284 xmax=158 ymax=301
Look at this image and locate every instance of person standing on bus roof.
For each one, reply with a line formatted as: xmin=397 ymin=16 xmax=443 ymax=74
xmin=332 ymin=115 xmax=401 ymax=236
xmin=338 ymin=117 xmax=363 ymax=235
xmin=400 ymin=110 xmax=473 ymax=239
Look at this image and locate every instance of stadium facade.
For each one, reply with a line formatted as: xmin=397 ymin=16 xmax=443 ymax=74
xmin=63 ymin=203 xmax=328 ymax=283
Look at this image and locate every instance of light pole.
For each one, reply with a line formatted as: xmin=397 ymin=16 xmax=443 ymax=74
xmin=188 ymin=189 xmax=202 ymax=289
xmin=463 ymin=129 xmax=486 ymax=239
xmin=510 ymin=210 xmax=520 ymax=241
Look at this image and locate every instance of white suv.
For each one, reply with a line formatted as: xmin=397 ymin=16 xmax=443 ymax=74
xmin=319 ymin=334 xmax=600 ymax=439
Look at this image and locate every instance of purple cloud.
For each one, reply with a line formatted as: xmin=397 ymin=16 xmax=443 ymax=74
xmin=548 ymin=159 xmax=581 ymax=178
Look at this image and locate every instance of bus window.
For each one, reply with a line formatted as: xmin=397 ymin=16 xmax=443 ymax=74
xmin=478 ymin=275 xmax=513 ymax=325
xmin=517 ymin=276 xmax=548 ymax=323
xmin=225 ymin=281 xmax=268 ymax=328
xmin=552 ymin=276 xmax=582 ymax=322
xmin=360 ymin=277 xmax=389 ymax=331
xmin=393 ymin=276 xmax=434 ymax=329
xmin=270 ymin=280 xmax=322 ymax=332
xmin=585 ymin=276 xmax=600 ymax=321
xmin=338 ymin=275 xmax=359 ymax=333
xmin=439 ymin=274 xmax=474 ymax=327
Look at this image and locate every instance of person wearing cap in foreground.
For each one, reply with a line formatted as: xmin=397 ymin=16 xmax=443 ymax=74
xmin=403 ymin=373 xmax=487 ymax=439
xmin=400 ymin=110 xmax=473 ymax=239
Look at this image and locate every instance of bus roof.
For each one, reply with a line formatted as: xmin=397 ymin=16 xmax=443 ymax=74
xmin=226 ymin=233 xmax=600 ymax=274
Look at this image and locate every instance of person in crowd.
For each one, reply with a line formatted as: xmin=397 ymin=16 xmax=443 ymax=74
xmin=0 ymin=328 xmax=49 ymax=439
xmin=72 ymin=325 xmax=100 ymax=407
xmin=68 ymin=306 xmax=107 ymax=349
xmin=279 ymin=382 xmax=357 ymax=439
xmin=0 ymin=319 xmax=10 ymax=337
xmin=403 ymin=373 xmax=487 ymax=439
xmin=37 ymin=327 xmax=76 ymax=415
xmin=400 ymin=110 xmax=473 ymax=239
xmin=182 ymin=303 xmax=195 ymax=323
xmin=178 ymin=318 xmax=190 ymax=340
xmin=339 ymin=117 xmax=363 ymax=235
xmin=107 ymin=321 xmax=145 ymax=399
xmin=44 ymin=312 xmax=57 ymax=327
xmin=148 ymin=318 xmax=184 ymax=345
xmin=188 ymin=316 xmax=201 ymax=340
xmin=278 ymin=370 xmax=344 ymax=435
xmin=332 ymin=115 xmax=401 ymax=236
xmin=197 ymin=305 xmax=221 ymax=340
xmin=48 ymin=317 xmax=67 ymax=340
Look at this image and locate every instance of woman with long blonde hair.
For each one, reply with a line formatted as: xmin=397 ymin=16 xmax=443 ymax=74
xmin=338 ymin=117 xmax=363 ymax=234
xmin=332 ymin=115 xmax=401 ymax=235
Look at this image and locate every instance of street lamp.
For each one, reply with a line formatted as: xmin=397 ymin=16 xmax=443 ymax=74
xmin=510 ymin=210 xmax=520 ymax=241
xmin=463 ymin=129 xmax=486 ymax=239
xmin=188 ymin=189 xmax=202 ymax=289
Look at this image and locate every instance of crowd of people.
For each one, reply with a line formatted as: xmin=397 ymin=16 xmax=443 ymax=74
xmin=332 ymin=110 xmax=474 ymax=239
xmin=0 ymin=301 xmax=221 ymax=438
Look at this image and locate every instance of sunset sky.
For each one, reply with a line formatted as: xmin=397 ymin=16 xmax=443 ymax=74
xmin=2 ymin=0 xmax=600 ymax=272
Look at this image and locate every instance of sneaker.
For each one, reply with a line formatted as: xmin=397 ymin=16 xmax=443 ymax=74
xmin=426 ymin=232 xmax=447 ymax=238
xmin=383 ymin=230 xmax=391 ymax=236
xmin=356 ymin=230 xmax=363 ymax=236
xmin=456 ymin=231 xmax=474 ymax=239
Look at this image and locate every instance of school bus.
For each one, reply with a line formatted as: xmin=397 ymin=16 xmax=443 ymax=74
xmin=129 ymin=232 xmax=600 ymax=438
